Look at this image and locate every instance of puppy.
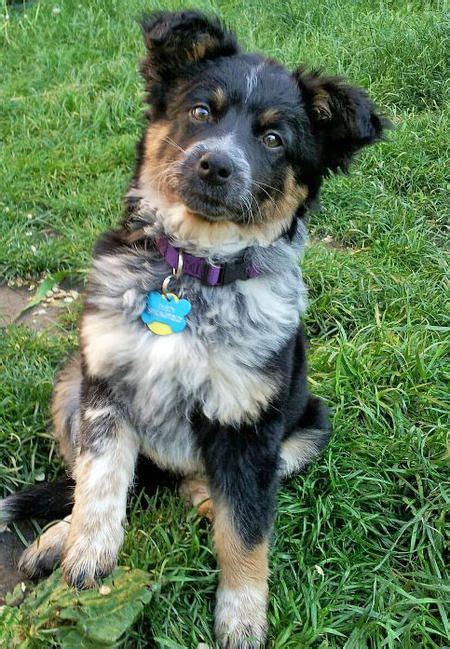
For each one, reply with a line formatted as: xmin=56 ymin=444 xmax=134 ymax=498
xmin=0 ymin=11 xmax=389 ymax=647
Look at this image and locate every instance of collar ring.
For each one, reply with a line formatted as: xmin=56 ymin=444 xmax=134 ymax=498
xmin=172 ymin=250 xmax=184 ymax=279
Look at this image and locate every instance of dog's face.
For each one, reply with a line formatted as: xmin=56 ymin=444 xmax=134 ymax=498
xmin=141 ymin=54 xmax=313 ymax=226
xmin=153 ymin=55 xmax=310 ymax=223
xmin=134 ymin=11 xmax=388 ymax=242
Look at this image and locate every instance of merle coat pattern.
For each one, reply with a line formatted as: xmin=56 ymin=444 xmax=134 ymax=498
xmin=0 ymin=11 xmax=389 ymax=647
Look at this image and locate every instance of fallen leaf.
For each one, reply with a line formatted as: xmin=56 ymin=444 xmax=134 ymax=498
xmin=314 ymin=564 xmax=325 ymax=576
xmin=15 ymin=271 xmax=75 ymax=319
xmin=0 ymin=567 xmax=153 ymax=647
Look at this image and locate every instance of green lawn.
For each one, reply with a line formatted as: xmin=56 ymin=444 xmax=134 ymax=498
xmin=1 ymin=0 xmax=449 ymax=646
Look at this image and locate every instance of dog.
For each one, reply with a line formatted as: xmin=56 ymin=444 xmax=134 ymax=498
xmin=0 ymin=11 xmax=389 ymax=647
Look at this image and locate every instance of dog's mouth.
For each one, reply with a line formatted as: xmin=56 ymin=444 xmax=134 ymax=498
xmin=178 ymin=189 xmax=243 ymax=222
xmin=169 ymin=169 xmax=254 ymax=223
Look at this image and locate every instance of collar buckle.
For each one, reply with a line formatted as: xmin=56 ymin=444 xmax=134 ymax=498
xmin=218 ymin=258 xmax=247 ymax=285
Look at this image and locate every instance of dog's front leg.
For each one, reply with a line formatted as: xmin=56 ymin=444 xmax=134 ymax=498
xmin=62 ymin=383 xmax=139 ymax=589
xmin=213 ymin=500 xmax=271 ymax=648
xmin=196 ymin=412 xmax=282 ymax=648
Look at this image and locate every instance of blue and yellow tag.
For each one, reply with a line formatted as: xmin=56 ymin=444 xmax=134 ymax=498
xmin=140 ymin=291 xmax=191 ymax=336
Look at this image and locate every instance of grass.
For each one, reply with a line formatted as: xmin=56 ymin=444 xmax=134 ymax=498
xmin=0 ymin=0 xmax=449 ymax=646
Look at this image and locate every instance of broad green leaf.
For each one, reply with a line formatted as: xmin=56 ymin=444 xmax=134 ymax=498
xmin=0 ymin=567 xmax=153 ymax=648
xmin=0 ymin=605 xmax=25 ymax=647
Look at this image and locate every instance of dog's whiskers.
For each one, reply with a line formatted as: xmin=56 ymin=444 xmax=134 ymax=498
xmin=163 ymin=136 xmax=186 ymax=153
xmin=151 ymin=161 xmax=182 ymax=194
xmin=238 ymin=191 xmax=254 ymax=225
xmin=248 ymin=190 xmax=264 ymax=224
xmin=251 ymin=182 xmax=287 ymax=221
xmin=251 ymin=181 xmax=277 ymax=206
xmin=253 ymin=180 xmax=287 ymax=197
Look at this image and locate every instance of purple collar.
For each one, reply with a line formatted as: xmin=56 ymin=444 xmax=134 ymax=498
xmin=155 ymin=236 xmax=261 ymax=286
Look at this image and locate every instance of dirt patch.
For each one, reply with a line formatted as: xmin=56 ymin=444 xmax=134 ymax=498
xmin=0 ymin=284 xmax=81 ymax=332
xmin=319 ymin=234 xmax=350 ymax=251
xmin=311 ymin=235 xmax=369 ymax=254
xmin=0 ymin=524 xmax=34 ymax=605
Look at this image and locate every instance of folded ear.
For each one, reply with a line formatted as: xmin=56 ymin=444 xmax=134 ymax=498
xmin=294 ymin=67 xmax=391 ymax=173
xmin=140 ymin=11 xmax=238 ymax=85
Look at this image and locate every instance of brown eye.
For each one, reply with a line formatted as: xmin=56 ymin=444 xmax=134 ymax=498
xmin=262 ymin=132 xmax=283 ymax=148
xmin=191 ymin=104 xmax=211 ymax=121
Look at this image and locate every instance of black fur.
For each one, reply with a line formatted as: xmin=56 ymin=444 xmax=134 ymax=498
xmin=194 ymin=405 xmax=282 ymax=548
xmin=295 ymin=67 xmax=391 ymax=174
xmin=140 ymin=11 xmax=239 ymax=87
xmin=1 ymin=477 xmax=74 ymax=523
xmin=193 ymin=328 xmax=330 ymax=548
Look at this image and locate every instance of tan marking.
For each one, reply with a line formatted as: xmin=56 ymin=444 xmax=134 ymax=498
xmin=133 ymin=191 xmax=307 ymax=252
xmin=143 ymin=122 xmax=171 ymax=165
xmin=212 ymin=87 xmax=227 ymax=111
xmin=139 ymin=121 xmax=178 ymax=200
xmin=52 ymin=356 xmax=82 ymax=466
xmin=215 ymin=510 xmax=268 ymax=590
xmin=188 ymin=35 xmax=221 ymax=62
xmin=19 ymin=516 xmax=71 ymax=577
xmin=312 ymin=88 xmax=332 ymax=120
xmin=160 ymin=204 xmax=295 ymax=252
xmin=213 ymin=502 xmax=269 ymax=645
xmin=180 ymin=477 xmax=214 ymax=521
xmin=124 ymin=227 xmax=148 ymax=243
xmin=259 ymin=107 xmax=280 ymax=127
xmin=260 ymin=168 xmax=308 ymax=224
xmin=158 ymin=169 xmax=308 ymax=250
xmin=62 ymin=425 xmax=138 ymax=588
xmin=189 ymin=42 xmax=207 ymax=61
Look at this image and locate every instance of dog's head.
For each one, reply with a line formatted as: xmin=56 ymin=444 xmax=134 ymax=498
xmin=132 ymin=11 xmax=389 ymax=247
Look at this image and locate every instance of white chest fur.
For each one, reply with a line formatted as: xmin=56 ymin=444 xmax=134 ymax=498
xmin=81 ymin=257 xmax=306 ymax=472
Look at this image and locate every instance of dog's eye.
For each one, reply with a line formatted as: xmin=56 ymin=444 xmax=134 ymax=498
xmin=262 ymin=132 xmax=283 ymax=148
xmin=191 ymin=105 xmax=211 ymax=122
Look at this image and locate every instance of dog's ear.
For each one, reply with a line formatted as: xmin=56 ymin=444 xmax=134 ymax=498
xmin=294 ymin=67 xmax=391 ymax=173
xmin=140 ymin=11 xmax=238 ymax=85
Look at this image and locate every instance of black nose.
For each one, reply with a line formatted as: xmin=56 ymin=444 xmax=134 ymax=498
xmin=197 ymin=152 xmax=233 ymax=186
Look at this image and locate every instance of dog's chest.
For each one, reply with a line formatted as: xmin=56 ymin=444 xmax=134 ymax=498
xmin=82 ymin=269 xmax=303 ymax=472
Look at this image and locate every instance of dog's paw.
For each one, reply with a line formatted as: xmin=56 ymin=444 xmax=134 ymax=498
xmin=19 ymin=543 xmax=60 ymax=578
xmin=18 ymin=516 xmax=70 ymax=577
xmin=180 ymin=477 xmax=214 ymax=521
xmin=214 ymin=585 xmax=268 ymax=648
xmin=62 ymin=535 xmax=117 ymax=589
xmin=197 ymin=498 xmax=214 ymax=522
